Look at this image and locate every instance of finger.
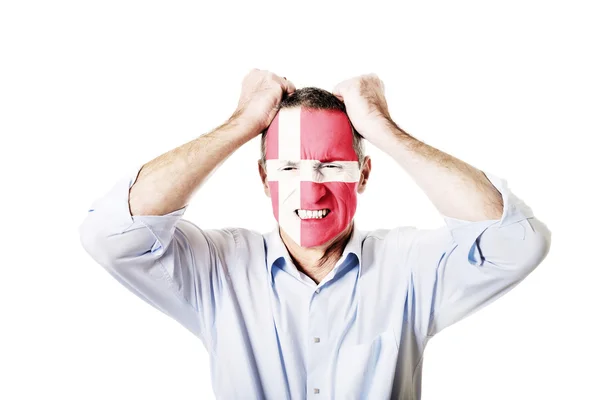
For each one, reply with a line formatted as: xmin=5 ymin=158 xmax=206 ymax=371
xmin=332 ymin=83 xmax=345 ymax=101
xmin=284 ymin=79 xmax=296 ymax=94
xmin=332 ymin=82 xmax=341 ymax=95
xmin=275 ymin=75 xmax=295 ymax=95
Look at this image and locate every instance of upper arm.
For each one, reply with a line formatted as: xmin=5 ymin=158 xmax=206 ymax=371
xmin=410 ymin=172 xmax=552 ymax=337
xmin=78 ymin=168 xmax=236 ymax=343
xmin=413 ymin=216 xmax=551 ymax=337
xmin=79 ymin=219 xmax=205 ymax=338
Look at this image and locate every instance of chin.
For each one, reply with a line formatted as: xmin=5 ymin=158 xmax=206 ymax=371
xmin=303 ymin=225 xmax=351 ymax=248
xmin=300 ymin=238 xmax=328 ymax=249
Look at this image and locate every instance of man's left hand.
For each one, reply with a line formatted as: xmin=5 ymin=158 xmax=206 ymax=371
xmin=333 ymin=74 xmax=395 ymax=146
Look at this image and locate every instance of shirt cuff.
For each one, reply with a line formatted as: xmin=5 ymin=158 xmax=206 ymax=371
xmin=86 ymin=163 xmax=188 ymax=255
xmin=441 ymin=172 xmax=535 ymax=265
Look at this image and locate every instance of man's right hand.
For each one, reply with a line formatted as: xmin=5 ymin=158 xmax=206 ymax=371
xmin=234 ymin=69 xmax=296 ymax=134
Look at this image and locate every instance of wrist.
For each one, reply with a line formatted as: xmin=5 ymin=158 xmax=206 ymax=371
xmin=233 ymin=109 xmax=266 ymax=133
xmin=226 ymin=110 xmax=264 ymax=139
xmin=359 ymin=116 xmax=399 ymax=144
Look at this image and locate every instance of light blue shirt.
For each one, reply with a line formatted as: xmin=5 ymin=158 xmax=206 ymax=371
xmin=79 ymin=165 xmax=551 ymax=399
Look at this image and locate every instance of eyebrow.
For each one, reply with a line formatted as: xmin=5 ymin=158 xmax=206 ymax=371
xmin=279 ymin=159 xmax=344 ymax=165
xmin=281 ymin=160 xmax=299 ymax=166
xmin=315 ymin=158 xmax=344 ymax=164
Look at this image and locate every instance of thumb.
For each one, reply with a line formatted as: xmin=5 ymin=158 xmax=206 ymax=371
xmin=332 ymin=83 xmax=345 ymax=102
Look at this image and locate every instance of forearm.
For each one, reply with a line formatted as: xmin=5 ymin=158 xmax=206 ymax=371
xmin=376 ymin=120 xmax=503 ymax=222
xmin=129 ymin=113 xmax=259 ymax=216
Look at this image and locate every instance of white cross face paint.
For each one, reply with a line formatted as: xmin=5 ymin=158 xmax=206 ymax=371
xmin=265 ymin=160 xmax=361 ymax=183
xmin=264 ymin=107 xmax=361 ymax=248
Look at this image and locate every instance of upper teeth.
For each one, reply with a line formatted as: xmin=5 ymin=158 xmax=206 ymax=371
xmin=296 ymin=209 xmax=329 ymax=219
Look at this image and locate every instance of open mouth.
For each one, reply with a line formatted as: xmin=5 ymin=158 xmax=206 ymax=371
xmin=294 ymin=209 xmax=331 ymax=220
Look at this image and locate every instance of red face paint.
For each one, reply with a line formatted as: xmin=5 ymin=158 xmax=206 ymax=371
xmin=264 ymin=107 xmax=360 ymax=247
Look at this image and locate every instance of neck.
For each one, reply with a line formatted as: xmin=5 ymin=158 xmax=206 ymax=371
xmin=279 ymin=222 xmax=354 ymax=284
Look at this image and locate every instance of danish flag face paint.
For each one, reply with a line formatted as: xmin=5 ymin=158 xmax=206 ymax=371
xmin=265 ymin=107 xmax=360 ymax=248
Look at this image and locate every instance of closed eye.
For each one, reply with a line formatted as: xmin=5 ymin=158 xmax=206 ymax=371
xmin=322 ymin=164 xmax=341 ymax=169
xmin=280 ymin=166 xmax=297 ymax=171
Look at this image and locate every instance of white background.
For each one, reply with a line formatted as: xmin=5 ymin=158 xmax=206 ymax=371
xmin=1 ymin=0 xmax=598 ymax=399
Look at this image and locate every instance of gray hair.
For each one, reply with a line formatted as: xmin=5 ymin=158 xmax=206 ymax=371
xmin=259 ymin=87 xmax=365 ymax=166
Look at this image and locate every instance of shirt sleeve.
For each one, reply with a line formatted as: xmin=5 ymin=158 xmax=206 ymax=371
xmin=78 ymin=164 xmax=235 ymax=343
xmin=410 ymin=172 xmax=552 ymax=337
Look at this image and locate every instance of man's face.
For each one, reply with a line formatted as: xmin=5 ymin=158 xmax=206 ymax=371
xmin=261 ymin=107 xmax=366 ymax=248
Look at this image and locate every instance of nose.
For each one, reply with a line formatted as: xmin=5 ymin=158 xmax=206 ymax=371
xmin=300 ymin=181 xmax=327 ymax=205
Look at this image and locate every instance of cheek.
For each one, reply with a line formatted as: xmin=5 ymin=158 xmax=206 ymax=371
xmin=325 ymin=182 xmax=358 ymax=215
xmin=269 ymin=180 xmax=302 ymax=218
xmin=269 ymin=181 xmax=279 ymax=220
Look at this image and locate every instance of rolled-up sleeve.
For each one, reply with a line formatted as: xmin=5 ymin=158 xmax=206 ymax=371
xmin=79 ymin=165 xmax=206 ymax=340
xmin=413 ymin=172 xmax=551 ymax=337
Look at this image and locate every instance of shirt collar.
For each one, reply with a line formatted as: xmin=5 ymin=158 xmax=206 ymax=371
xmin=264 ymin=223 xmax=364 ymax=283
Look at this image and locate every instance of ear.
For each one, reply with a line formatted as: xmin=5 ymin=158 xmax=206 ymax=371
xmin=357 ymin=156 xmax=371 ymax=194
xmin=258 ymin=160 xmax=271 ymax=197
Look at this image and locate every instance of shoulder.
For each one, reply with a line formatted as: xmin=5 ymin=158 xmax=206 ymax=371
xmin=358 ymin=225 xmax=454 ymax=256
xmin=174 ymin=221 xmax=264 ymax=256
xmin=360 ymin=225 xmax=420 ymax=245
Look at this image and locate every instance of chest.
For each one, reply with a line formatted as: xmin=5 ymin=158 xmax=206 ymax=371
xmin=208 ymin=251 xmax=414 ymax=398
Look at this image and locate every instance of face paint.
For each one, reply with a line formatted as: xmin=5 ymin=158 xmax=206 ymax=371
xmin=264 ymin=107 xmax=360 ymax=248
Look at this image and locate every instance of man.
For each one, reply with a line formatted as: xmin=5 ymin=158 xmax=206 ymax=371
xmin=79 ymin=69 xmax=551 ymax=399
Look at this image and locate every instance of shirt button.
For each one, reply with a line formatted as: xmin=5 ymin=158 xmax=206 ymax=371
xmin=314 ymin=388 xmax=320 ymax=394
xmin=315 ymin=288 xmax=320 ymax=293
xmin=313 ymin=337 xmax=320 ymax=343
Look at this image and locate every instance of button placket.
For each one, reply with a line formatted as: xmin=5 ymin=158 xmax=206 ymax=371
xmin=307 ymin=284 xmax=327 ymax=398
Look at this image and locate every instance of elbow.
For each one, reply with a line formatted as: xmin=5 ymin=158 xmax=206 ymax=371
xmin=78 ymin=214 xmax=127 ymax=268
xmin=79 ymin=217 xmax=96 ymax=256
xmin=79 ymin=218 xmax=112 ymax=267
xmin=79 ymin=215 xmax=167 ymax=268
xmin=476 ymin=217 xmax=551 ymax=276
xmin=512 ymin=217 xmax=552 ymax=276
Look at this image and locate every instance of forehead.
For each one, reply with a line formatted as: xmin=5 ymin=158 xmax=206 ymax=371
xmin=265 ymin=107 xmax=356 ymax=161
